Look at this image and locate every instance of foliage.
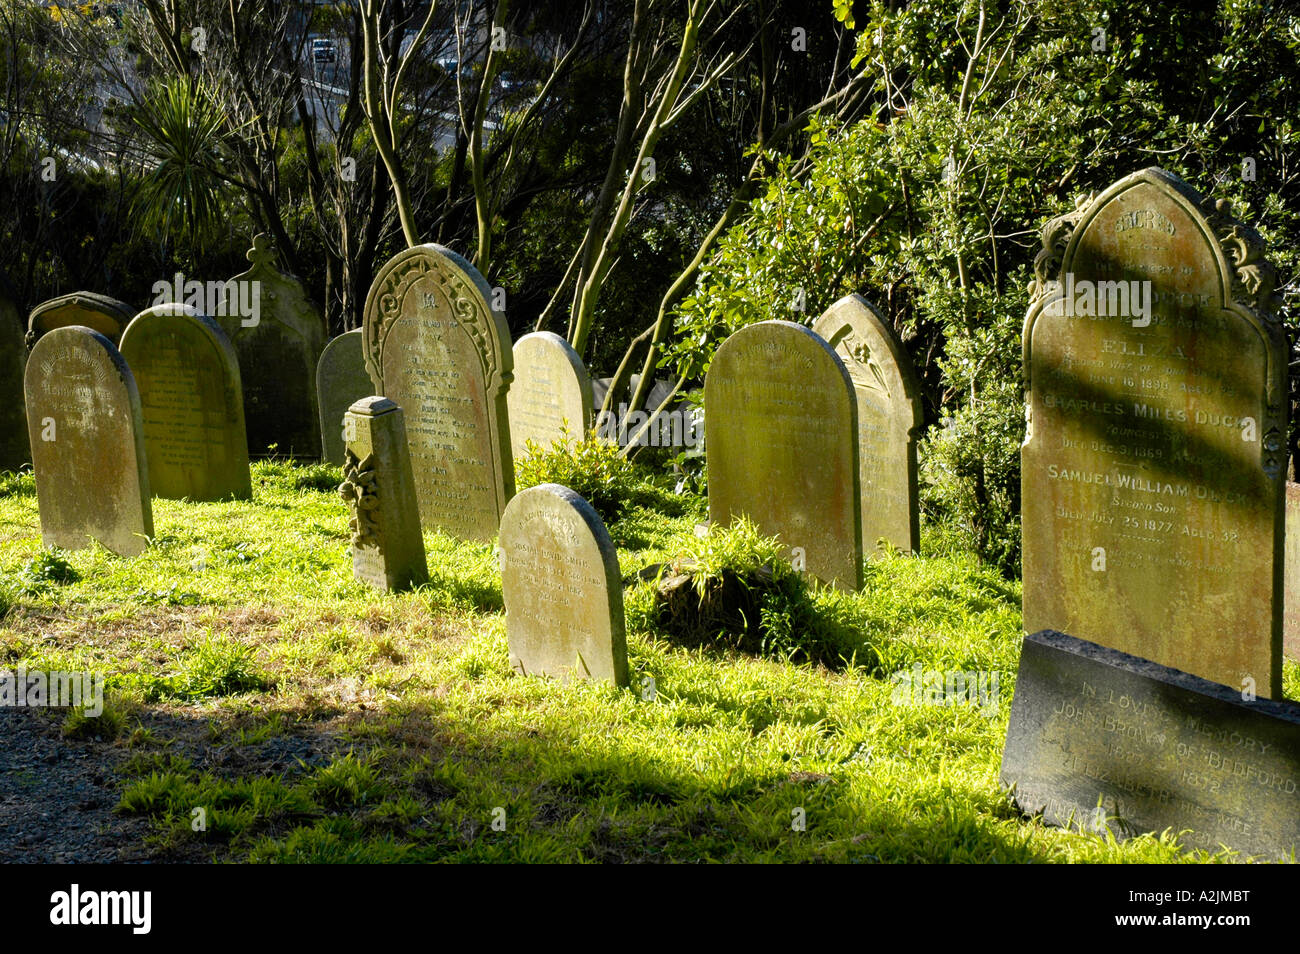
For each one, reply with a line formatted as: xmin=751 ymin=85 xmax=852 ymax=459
xmin=513 ymin=428 xmax=643 ymax=526
xmin=668 ymin=0 xmax=1300 ymax=573
xmin=18 ymin=549 xmax=80 ymax=593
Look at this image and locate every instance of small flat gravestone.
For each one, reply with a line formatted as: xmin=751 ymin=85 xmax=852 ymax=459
xmin=119 ymin=304 xmax=252 ymax=501
xmin=27 ymin=292 xmax=134 ymax=349
xmin=1001 ymin=629 xmax=1300 ymax=861
xmin=220 ymin=234 xmax=326 ymax=459
xmin=500 ymin=483 xmax=628 ymax=686
xmin=507 ymin=331 xmax=592 ymax=458
xmin=24 ymin=326 xmax=152 ymax=556
xmin=362 ymin=244 xmax=514 ymax=542
xmin=317 ymin=330 xmax=373 ymax=466
xmin=1022 ymin=167 xmax=1287 ymax=698
xmin=813 ymin=294 xmax=922 ymax=557
xmin=0 ymin=290 xmax=30 ymax=472
xmin=338 ymin=396 xmax=427 ymax=591
xmin=705 ymin=320 xmax=862 ymax=590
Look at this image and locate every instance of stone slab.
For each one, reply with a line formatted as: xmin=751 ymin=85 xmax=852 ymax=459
xmin=500 ymin=483 xmax=628 ymax=686
xmin=119 ymin=304 xmax=252 ymax=501
xmin=1001 ymin=629 xmax=1300 ymax=862
xmin=813 ymin=294 xmax=922 ymax=557
xmin=219 ymin=234 xmax=325 ymax=458
xmin=317 ymin=330 xmax=372 ymax=466
xmin=1022 ymin=167 xmax=1286 ymax=698
xmin=362 ymin=244 xmax=514 ymax=542
xmin=508 ymin=331 xmax=592 ymax=458
xmin=24 ymin=326 xmax=152 ymax=557
xmin=27 ymin=292 xmax=134 ymax=347
xmin=0 ymin=292 xmax=29 ymax=472
xmin=339 ymin=396 xmax=427 ymax=591
xmin=705 ymin=320 xmax=862 ymax=590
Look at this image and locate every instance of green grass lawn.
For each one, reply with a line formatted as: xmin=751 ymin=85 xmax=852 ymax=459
xmin=0 ymin=461 xmax=1295 ymax=863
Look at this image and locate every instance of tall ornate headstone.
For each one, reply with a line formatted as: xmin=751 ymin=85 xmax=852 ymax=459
xmin=338 ymin=397 xmax=428 ymax=592
xmin=507 ymin=331 xmax=592 ymax=458
xmin=24 ymin=326 xmax=152 ymax=556
xmin=219 ymin=234 xmax=325 ymax=458
xmin=500 ymin=483 xmax=628 ymax=686
xmin=0 ymin=290 xmax=30 ymax=472
xmin=705 ymin=320 xmax=862 ymax=590
xmin=813 ymin=294 xmax=922 ymax=557
xmin=119 ymin=304 xmax=252 ymax=502
xmin=317 ymin=330 xmax=373 ymax=466
xmin=27 ymin=292 xmax=134 ymax=348
xmin=1022 ymin=167 xmax=1286 ymax=698
xmin=362 ymin=244 xmax=514 ymax=542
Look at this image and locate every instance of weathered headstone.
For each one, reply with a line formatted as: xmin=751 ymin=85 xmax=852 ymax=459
xmin=507 ymin=331 xmax=592 ymax=458
xmin=705 ymin=320 xmax=862 ymax=590
xmin=317 ymin=330 xmax=373 ymax=466
xmin=813 ymin=294 xmax=922 ymax=557
xmin=362 ymin=244 xmax=514 ymax=542
xmin=24 ymin=326 xmax=152 ymax=556
xmin=337 ymin=397 xmax=428 ymax=591
xmin=27 ymin=292 xmax=134 ymax=348
xmin=118 ymin=304 xmax=252 ymax=501
xmin=1284 ymin=482 xmax=1300 ymax=662
xmin=1001 ymin=629 xmax=1300 ymax=861
xmin=1022 ymin=167 xmax=1287 ymax=698
xmin=0 ymin=291 xmax=30 ymax=472
xmin=219 ymin=234 xmax=325 ymax=458
xmin=500 ymin=483 xmax=628 ymax=686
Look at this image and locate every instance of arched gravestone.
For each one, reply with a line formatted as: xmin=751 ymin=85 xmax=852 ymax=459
xmin=27 ymin=292 xmax=134 ymax=349
xmin=0 ymin=291 xmax=30 ymax=472
xmin=1022 ymin=167 xmax=1287 ymax=698
xmin=507 ymin=331 xmax=592 ymax=458
xmin=500 ymin=483 xmax=628 ymax=686
xmin=362 ymin=244 xmax=514 ymax=542
xmin=24 ymin=327 xmax=152 ymax=557
xmin=705 ymin=320 xmax=862 ymax=590
xmin=119 ymin=305 xmax=252 ymax=502
xmin=813 ymin=294 xmax=922 ymax=557
xmin=317 ymin=330 xmax=373 ymax=466
xmin=219 ymin=234 xmax=325 ymax=459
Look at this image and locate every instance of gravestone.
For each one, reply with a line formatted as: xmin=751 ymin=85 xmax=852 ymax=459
xmin=119 ymin=304 xmax=252 ymax=501
xmin=1022 ymin=167 xmax=1287 ymax=698
xmin=507 ymin=331 xmax=592 ymax=458
xmin=27 ymin=292 xmax=134 ymax=348
xmin=813 ymin=294 xmax=922 ymax=557
xmin=338 ymin=397 xmax=427 ymax=591
xmin=1001 ymin=629 xmax=1300 ymax=861
xmin=500 ymin=483 xmax=628 ymax=686
xmin=362 ymin=244 xmax=514 ymax=542
xmin=1285 ymin=482 xmax=1300 ymax=662
xmin=317 ymin=330 xmax=373 ymax=466
xmin=0 ymin=291 xmax=30 ymax=472
xmin=219 ymin=234 xmax=325 ymax=458
xmin=705 ymin=320 xmax=862 ymax=590
xmin=24 ymin=326 xmax=152 ymax=556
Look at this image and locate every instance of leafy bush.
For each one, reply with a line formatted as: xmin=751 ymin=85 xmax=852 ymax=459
xmin=647 ymin=518 xmax=852 ymax=665
xmin=18 ymin=550 xmax=80 ymax=594
xmin=514 ymin=428 xmax=643 ymax=526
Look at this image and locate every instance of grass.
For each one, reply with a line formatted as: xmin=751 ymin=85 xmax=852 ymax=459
xmin=0 ymin=458 xmax=1296 ymax=863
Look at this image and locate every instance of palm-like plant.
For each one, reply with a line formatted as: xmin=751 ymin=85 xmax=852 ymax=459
xmin=126 ymin=78 xmax=230 ymax=248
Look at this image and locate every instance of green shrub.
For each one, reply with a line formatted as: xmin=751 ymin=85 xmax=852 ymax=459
xmin=18 ymin=550 xmax=80 ymax=594
xmin=514 ymin=428 xmax=642 ymax=525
